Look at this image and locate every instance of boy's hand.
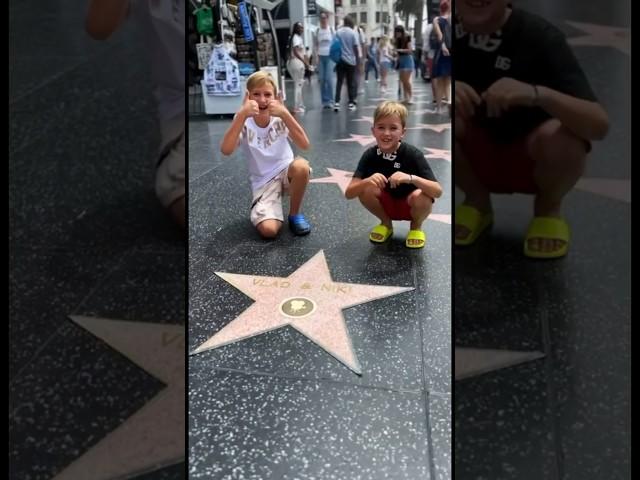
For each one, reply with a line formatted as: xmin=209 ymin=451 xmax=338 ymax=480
xmin=240 ymin=91 xmax=259 ymax=118
xmin=388 ymin=171 xmax=411 ymax=188
xmin=455 ymin=81 xmax=481 ymax=119
xmin=482 ymin=77 xmax=536 ymax=117
xmin=367 ymin=173 xmax=388 ymax=189
xmin=267 ymin=93 xmax=288 ymax=118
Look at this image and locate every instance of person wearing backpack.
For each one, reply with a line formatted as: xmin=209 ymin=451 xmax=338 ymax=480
xmin=332 ymin=15 xmax=360 ymax=112
xmin=432 ymin=0 xmax=452 ymax=114
xmin=312 ymin=12 xmax=335 ymax=109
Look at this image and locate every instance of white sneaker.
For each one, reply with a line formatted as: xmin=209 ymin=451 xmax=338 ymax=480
xmin=348 ymin=102 xmax=357 ymax=111
xmin=333 ymin=102 xmax=340 ymax=112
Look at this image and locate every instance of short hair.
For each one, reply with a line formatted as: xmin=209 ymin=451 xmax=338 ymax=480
xmin=343 ymin=15 xmax=354 ymax=28
xmin=373 ymin=101 xmax=408 ymax=128
xmin=246 ymin=70 xmax=278 ymax=95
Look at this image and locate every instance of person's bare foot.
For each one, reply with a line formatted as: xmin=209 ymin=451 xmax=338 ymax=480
xmin=455 ymin=198 xmax=492 ymax=242
xmin=527 ymin=198 xmax=566 ymax=255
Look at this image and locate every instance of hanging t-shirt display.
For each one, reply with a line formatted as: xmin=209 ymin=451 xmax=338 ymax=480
xmin=204 ymin=45 xmax=241 ymax=96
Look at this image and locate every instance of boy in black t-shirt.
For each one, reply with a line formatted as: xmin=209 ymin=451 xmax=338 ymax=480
xmin=345 ymin=101 xmax=443 ymax=249
xmin=454 ymin=0 xmax=609 ymax=258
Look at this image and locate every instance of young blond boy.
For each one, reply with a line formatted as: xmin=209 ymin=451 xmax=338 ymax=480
xmin=220 ymin=71 xmax=312 ymax=238
xmin=345 ymin=101 xmax=443 ymax=248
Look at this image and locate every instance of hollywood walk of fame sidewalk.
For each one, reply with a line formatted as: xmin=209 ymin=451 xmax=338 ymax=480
xmin=189 ymin=74 xmax=453 ymax=479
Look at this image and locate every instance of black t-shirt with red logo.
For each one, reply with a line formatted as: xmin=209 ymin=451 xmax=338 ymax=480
xmin=353 ymin=142 xmax=437 ymax=199
xmin=454 ymin=7 xmax=597 ymax=141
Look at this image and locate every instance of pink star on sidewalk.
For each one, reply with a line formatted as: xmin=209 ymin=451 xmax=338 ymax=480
xmin=575 ymin=178 xmax=631 ymax=203
xmin=54 ymin=317 xmax=184 ymax=480
xmin=566 ymin=20 xmax=630 ymax=55
xmin=310 ymin=168 xmax=354 ymax=195
xmin=424 ymin=147 xmax=451 ymax=162
xmin=334 ymin=134 xmax=377 ymax=147
xmin=192 ymin=251 xmax=414 ymax=374
xmin=407 ymin=123 xmax=451 ymax=133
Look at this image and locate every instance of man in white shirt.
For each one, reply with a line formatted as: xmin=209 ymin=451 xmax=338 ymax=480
xmin=85 ymin=0 xmax=185 ymax=229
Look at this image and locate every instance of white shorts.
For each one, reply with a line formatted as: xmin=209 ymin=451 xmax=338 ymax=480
xmin=250 ymin=167 xmax=291 ymax=227
xmin=155 ymin=114 xmax=185 ymax=208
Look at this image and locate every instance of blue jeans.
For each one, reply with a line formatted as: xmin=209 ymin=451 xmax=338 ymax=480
xmin=365 ymin=59 xmax=379 ymax=80
xmin=318 ymin=55 xmax=334 ymax=106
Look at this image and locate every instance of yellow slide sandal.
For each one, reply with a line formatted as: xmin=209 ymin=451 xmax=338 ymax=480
xmin=406 ymin=229 xmax=426 ymax=249
xmin=455 ymin=204 xmax=493 ymax=246
xmin=369 ymin=224 xmax=393 ymax=243
xmin=524 ymin=217 xmax=570 ymax=259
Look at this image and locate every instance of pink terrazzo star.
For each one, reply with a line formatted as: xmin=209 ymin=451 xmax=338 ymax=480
xmin=456 ymin=347 xmax=545 ymax=381
xmin=407 ymin=123 xmax=451 ymax=133
xmin=54 ymin=317 xmax=184 ymax=480
xmin=192 ymin=251 xmax=414 ymax=374
xmin=575 ymin=178 xmax=631 ymax=203
xmin=310 ymin=168 xmax=354 ymax=194
xmin=566 ymin=20 xmax=630 ymax=55
xmin=424 ymin=147 xmax=451 ymax=162
xmin=334 ymin=134 xmax=377 ymax=147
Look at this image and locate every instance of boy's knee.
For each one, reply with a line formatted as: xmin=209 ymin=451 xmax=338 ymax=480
xmin=409 ymin=191 xmax=432 ymax=212
xmin=257 ymin=221 xmax=281 ymax=239
xmin=529 ymin=120 xmax=588 ymax=173
xmin=289 ymin=158 xmax=311 ymax=178
xmin=359 ymin=183 xmax=383 ymax=200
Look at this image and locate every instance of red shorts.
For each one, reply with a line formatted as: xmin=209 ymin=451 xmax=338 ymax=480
xmin=379 ymin=190 xmax=413 ymax=220
xmin=462 ymin=122 xmax=538 ymax=194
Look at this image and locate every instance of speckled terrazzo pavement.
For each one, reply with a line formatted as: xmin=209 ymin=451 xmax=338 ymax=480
xmin=189 ymin=71 xmax=452 ymax=478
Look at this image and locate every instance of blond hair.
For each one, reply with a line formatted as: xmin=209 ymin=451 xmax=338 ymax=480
xmin=373 ymin=101 xmax=408 ymax=128
xmin=246 ymin=70 xmax=278 ymax=95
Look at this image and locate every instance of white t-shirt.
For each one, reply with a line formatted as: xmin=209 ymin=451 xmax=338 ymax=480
xmin=316 ymin=26 xmax=333 ymax=56
xmin=131 ymin=0 xmax=185 ymax=125
xmin=290 ymin=33 xmax=304 ymax=60
xmin=240 ymin=116 xmax=294 ymax=192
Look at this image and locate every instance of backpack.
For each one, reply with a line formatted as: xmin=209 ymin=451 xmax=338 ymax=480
xmin=329 ymin=33 xmax=342 ymax=63
xmin=439 ymin=17 xmax=452 ymax=50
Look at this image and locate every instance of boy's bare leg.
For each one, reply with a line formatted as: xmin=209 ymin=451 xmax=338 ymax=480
xmin=256 ymin=219 xmax=283 ymax=239
xmin=527 ymin=119 xmax=587 ymax=253
xmin=287 ymin=158 xmax=311 ymax=216
xmin=407 ymin=191 xmax=433 ymax=246
xmin=454 ymin=116 xmax=492 ymax=241
xmin=408 ymin=190 xmax=433 ymax=231
xmin=358 ymin=184 xmax=392 ymax=240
